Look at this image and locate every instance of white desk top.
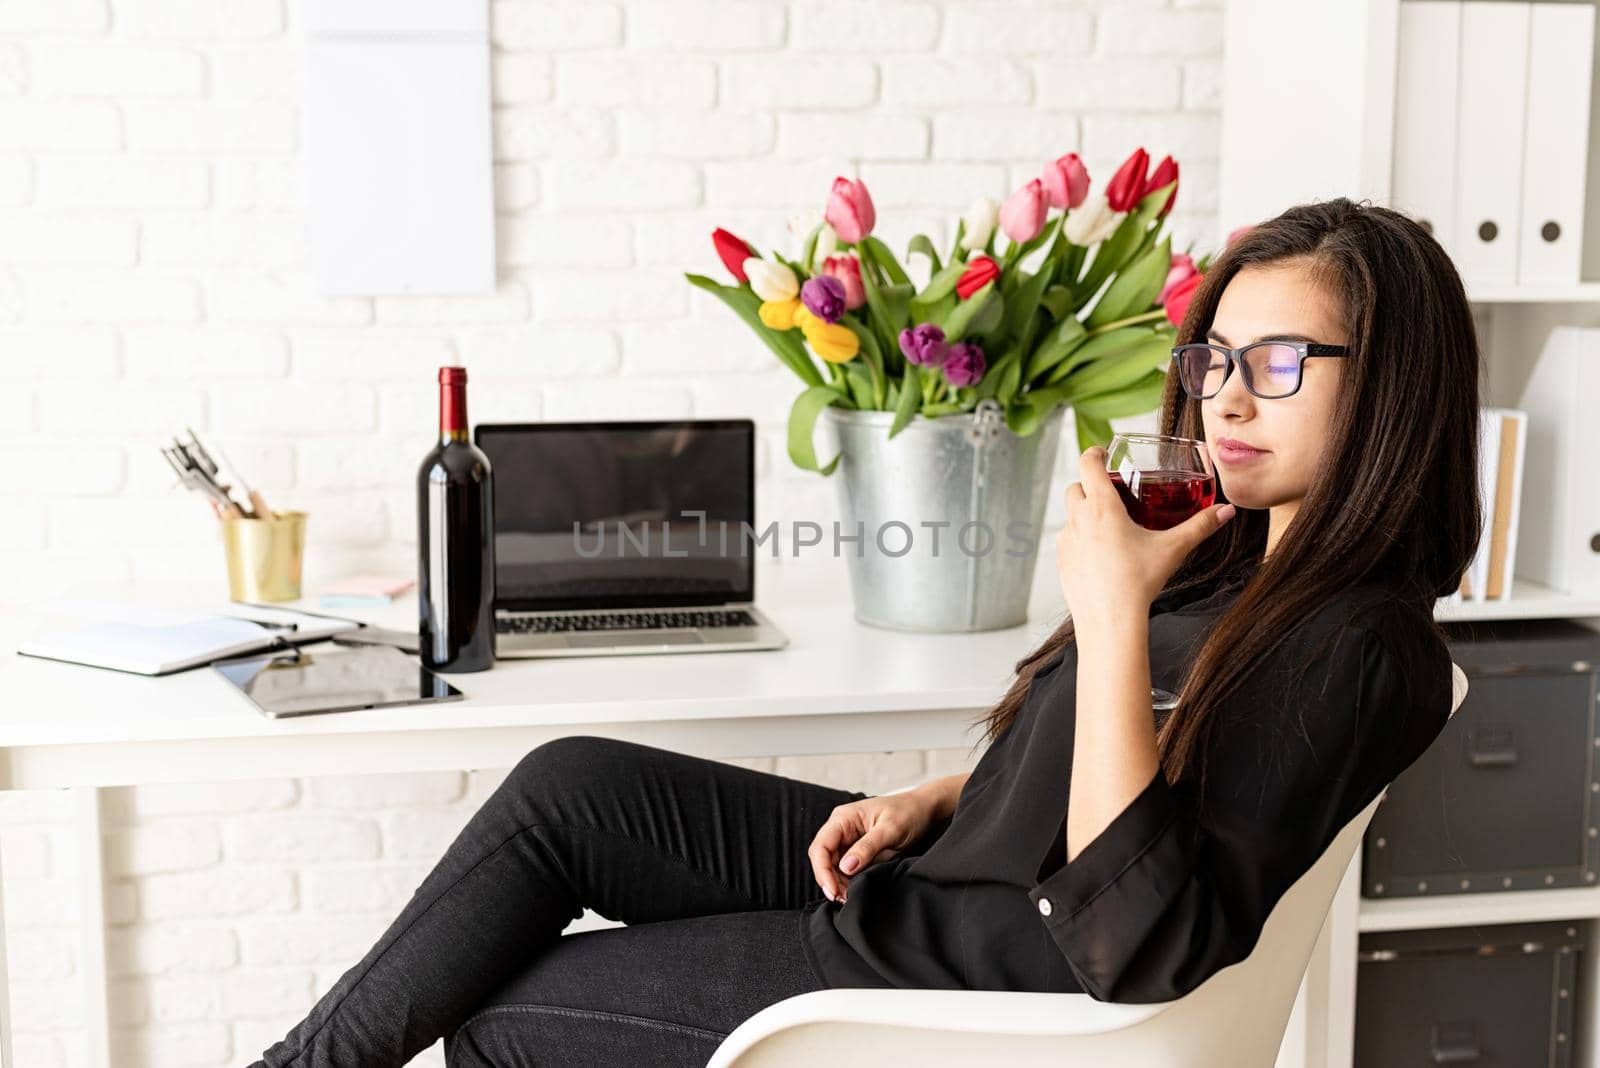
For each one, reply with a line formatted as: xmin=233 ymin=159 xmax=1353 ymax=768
xmin=0 ymin=556 xmax=1070 ymax=755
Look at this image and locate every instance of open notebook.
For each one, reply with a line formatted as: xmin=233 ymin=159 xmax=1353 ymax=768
xmin=15 ymin=601 xmax=364 ymax=676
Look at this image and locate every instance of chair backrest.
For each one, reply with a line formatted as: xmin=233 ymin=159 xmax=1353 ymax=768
xmin=1117 ymin=660 xmax=1470 ymax=1065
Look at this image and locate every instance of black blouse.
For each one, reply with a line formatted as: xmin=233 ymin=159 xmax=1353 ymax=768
xmin=801 ymin=566 xmax=1454 ymax=1002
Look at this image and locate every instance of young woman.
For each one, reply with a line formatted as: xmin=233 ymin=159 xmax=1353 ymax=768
xmin=252 ymin=197 xmax=1480 ymax=1067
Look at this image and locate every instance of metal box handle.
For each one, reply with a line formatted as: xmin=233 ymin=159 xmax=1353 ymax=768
xmin=1467 ymin=725 xmax=1518 ymax=768
xmin=1430 ymin=1021 xmax=1481 ymax=1063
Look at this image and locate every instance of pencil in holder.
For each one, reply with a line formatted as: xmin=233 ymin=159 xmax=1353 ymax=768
xmin=221 ymin=510 xmax=307 ymax=603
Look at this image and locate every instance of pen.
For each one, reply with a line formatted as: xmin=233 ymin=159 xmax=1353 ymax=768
xmin=226 ymin=616 xmax=298 ymax=631
xmin=234 ymin=602 xmax=370 ymax=629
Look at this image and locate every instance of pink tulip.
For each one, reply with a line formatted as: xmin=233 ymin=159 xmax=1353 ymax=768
xmin=999 ymin=179 xmax=1048 ymax=244
xmin=1157 ymin=253 xmax=1198 ymax=307
xmin=822 ymin=253 xmax=866 ymax=311
xmin=1041 ymin=153 xmax=1089 ymax=210
xmin=824 ymin=177 xmax=876 ymax=244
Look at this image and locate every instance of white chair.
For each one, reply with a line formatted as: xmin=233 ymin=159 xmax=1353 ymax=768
xmin=708 ymin=662 xmax=1471 ymax=1068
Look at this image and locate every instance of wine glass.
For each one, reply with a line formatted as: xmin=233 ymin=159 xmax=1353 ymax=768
xmin=1104 ymin=433 xmax=1217 ymax=711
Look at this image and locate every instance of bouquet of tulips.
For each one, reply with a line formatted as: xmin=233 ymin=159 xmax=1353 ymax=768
xmin=685 ymin=147 xmax=1213 ymax=474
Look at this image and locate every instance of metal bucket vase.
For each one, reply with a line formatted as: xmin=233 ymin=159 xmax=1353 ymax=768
xmin=819 ymin=399 xmax=1065 ymax=632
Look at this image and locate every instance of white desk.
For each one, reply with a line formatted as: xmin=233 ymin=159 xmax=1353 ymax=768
xmin=0 ymin=556 xmax=1071 ymax=1068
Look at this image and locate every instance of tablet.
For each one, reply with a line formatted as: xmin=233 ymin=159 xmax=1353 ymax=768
xmin=213 ymin=642 xmax=465 ymax=719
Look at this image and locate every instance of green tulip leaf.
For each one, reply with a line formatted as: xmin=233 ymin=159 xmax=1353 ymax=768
xmin=856 ymin=265 xmax=901 ymax=372
xmin=946 ymin=219 xmax=967 ymax=266
xmin=911 ymin=260 xmax=969 ymax=312
xmin=843 ymin=362 xmax=876 ymax=409
xmin=907 ymin=234 xmax=942 ymax=276
xmin=842 ymin=311 xmax=887 ymax=408
xmin=1039 ymin=284 xmax=1074 ymax=321
xmin=1058 ymin=329 xmax=1172 ymax=397
xmin=787 ymin=384 xmax=851 ymax=474
xmin=890 ymin=362 xmax=922 ymax=439
xmin=942 ymin=279 xmax=998 ymax=342
xmin=1043 ymin=325 xmax=1153 ymax=386
xmin=685 ymin=273 xmax=824 ymax=389
xmin=1072 ymin=368 xmax=1169 ymax=419
xmin=974 ymin=344 xmax=1017 ymax=401
xmin=1024 ymin=315 xmax=1088 ymax=383
xmin=1086 ymin=234 xmax=1172 ymax=329
xmin=862 ymin=236 xmax=911 ymax=288
xmin=1074 ymin=411 xmax=1115 ymax=454
xmin=995 ymin=347 xmax=1024 ymax=405
xmin=1007 ymin=258 xmax=1060 ymax=354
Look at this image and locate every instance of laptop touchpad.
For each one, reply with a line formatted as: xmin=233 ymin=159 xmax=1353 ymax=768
xmin=564 ymin=630 xmax=704 ymax=648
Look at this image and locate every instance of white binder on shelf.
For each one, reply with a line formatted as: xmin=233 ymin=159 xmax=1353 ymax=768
xmin=1517 ymin=2 xmax=1595 ymax=287
xmin=1452 ymin=1 xmax=1531 ymax=291
xmin=1391 ymin=0 xmax=1462 ymax=259
xmin=1516 ymin=328 xmax=1600 ymax=597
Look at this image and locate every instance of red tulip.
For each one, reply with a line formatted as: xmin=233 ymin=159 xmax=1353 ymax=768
xmin=1157 ymin=253 xmax=1197 ymax=307
xmin=1141 ymin=154 xmax=1179 ymax=217
xmin=712 ymin=227 xmax=757 ymax=283
xmin=956 ymin=255 xmax=1000 ymax=300
xmin=1105 ymin=147 xmax=1150 ymax=213
xmin=1041 ymin=153 xmax=1090 ymax=210
xmin=1163 ymin=271 xmax=1202 ymax=328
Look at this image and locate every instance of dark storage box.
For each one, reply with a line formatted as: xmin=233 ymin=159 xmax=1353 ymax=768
xmin=1355 ymin=920 xmax=1583 ymax=1068
xmin=1361 ymin=618 xmax=1600 ymax=899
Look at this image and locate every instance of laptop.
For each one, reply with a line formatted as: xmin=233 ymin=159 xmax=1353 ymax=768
xmin=474 ymin=419 xmax=789 ymax=658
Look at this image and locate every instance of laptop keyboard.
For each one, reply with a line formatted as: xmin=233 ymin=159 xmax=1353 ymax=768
xmin=498 ymin=609 xmax=758 ymax=634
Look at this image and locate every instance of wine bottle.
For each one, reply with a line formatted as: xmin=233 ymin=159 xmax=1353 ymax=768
xmin=417 ymin=366 xmax=496 ymax=673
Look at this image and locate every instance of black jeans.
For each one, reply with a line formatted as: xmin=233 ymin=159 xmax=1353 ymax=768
xmin=249 ymin=735 xmax=873 ymax=1067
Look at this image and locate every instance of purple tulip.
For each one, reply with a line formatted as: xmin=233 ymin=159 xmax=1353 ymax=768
xmin=800 ymin=275 xmax=847 ymax=324
xmin=943 ymin=341 xmax=986 ymax=388
xmin=898 ymin=323 xmax=950 ymax=368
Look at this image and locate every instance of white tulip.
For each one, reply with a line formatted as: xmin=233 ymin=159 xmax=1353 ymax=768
xmin=810 ymin=222 xmax=839 ymax=272
xmin=787 ymin=209 xmax=824 ymax=238
xmin=959 ymin=195 xmax=999 ymax=252
xmin=743 ymin=257 xmax=799 ymax=303
xmin=1063 ymin=194 xmax=1122 ymax=247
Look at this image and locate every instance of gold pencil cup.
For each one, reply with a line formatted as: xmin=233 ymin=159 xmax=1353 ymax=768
xmin=221 ymin=511 xmax=307 ymax=603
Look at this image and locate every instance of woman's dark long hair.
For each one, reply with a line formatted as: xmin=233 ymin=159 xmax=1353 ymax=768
xmin=974 ymin=197 xmax=1482 ymax=801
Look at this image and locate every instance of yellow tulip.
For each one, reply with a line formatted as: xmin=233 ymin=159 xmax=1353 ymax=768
xmin=758 ymin=297 xmax=801 ymax=331
xmin=800 ymin=315 xmax=860 ymax=364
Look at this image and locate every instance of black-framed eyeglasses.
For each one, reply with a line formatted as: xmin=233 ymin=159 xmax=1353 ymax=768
xmin=1170 ymin=341 xmax=1351 ymax=400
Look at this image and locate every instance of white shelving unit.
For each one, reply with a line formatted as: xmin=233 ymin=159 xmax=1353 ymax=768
xmin=1361 ymin=886 xmax=1600 ymax=934
xmin=1436 ymin=579 xmax=1600 ymax=623
xmin=1471 ymin=283 xmax=1600 ymax=303
xmin=1221 ymin=1 xmax=1600 ymax=1065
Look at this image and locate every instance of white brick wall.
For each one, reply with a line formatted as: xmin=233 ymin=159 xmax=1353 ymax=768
xmin=1 ymin=0 xmax=1222 ymax=1063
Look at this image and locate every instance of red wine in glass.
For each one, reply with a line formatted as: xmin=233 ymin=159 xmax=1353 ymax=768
xmin=1108 ymin=469 xmax=1216 ymax=530
xmin=1101 ymin=433 xmax=1218 ymax=711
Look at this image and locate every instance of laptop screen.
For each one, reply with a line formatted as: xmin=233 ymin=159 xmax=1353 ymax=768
xmin=474 ymin=420 xmax=755 ymax=611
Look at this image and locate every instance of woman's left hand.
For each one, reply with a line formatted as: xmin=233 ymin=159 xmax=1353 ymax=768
xmin=1057 ymin=445 xmax=1236 ymax=634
